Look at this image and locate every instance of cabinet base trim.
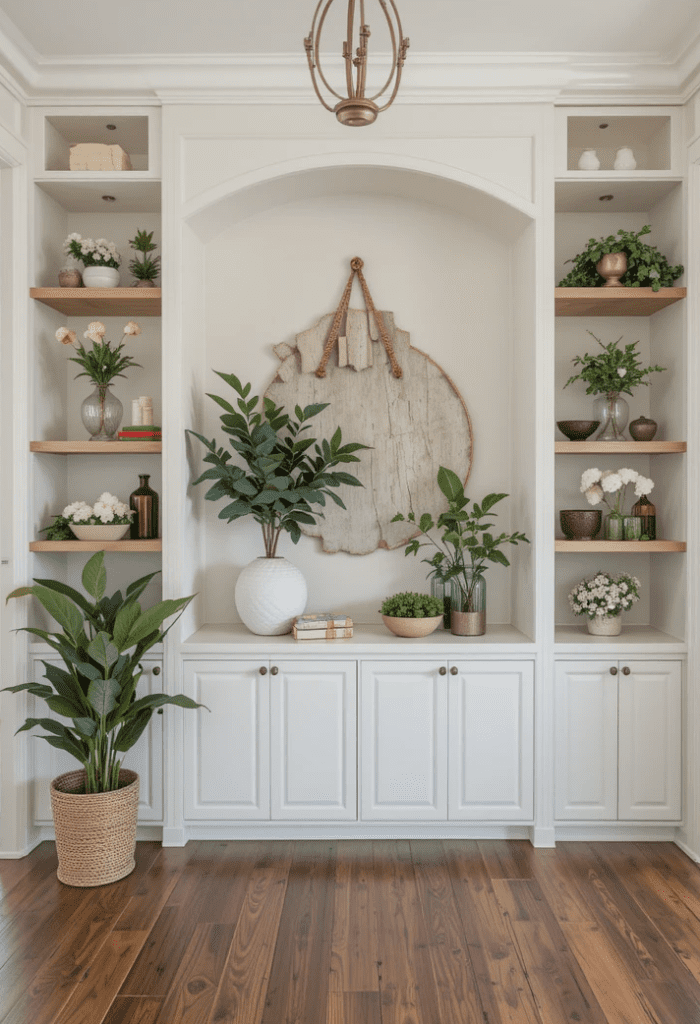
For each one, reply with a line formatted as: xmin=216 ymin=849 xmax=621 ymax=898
xmin=181 ymin=823 xmax=533 ymax=841
xmin=674 ymin=837 xmax=700 ymax=863
xmin=530 ymin=826 xmax=556 ymax=847
xmin=555 ymin=824 xmax=679 ymax=842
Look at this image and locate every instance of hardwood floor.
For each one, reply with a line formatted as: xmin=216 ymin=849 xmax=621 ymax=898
xmin=1 ymin=840 xmax=700 ymax=1023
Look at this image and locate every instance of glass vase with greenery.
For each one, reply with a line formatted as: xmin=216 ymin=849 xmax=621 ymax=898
xmin=187 ymin=372 xmax=369 ymax=558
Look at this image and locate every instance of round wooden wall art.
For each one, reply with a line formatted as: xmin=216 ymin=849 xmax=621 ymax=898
xmin=266 ymin=268 xmax=473 ymax=555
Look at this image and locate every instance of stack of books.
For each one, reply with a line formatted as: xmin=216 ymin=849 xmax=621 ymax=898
xmin=118 ymin=425 xmax=162 ymax=441
xmin=293 ymin=612 xmax=353 ymax=640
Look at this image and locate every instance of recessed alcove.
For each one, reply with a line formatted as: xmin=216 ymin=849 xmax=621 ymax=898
xmin=179 ymin=163 xmax=537 ymax=640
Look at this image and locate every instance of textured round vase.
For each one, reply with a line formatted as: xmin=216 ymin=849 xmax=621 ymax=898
xmin=596 ymin=252 xmax=628 ymax=287
xmin=82 ymin=265 xmax=120 ymax=288
xmin=588 ymin=614 xmax=622 ymax=636
xmin=629 ymin=415 xmax=658 ymax=441
xmin=235 ymin=556 xmax=307 ymax=635
xmin=58 ymin=269 xmax=82 ymax=287
xmin=81 ymin=384 xmax=123 ymax=440
xmin=560 ymin=509 xmax=602 ymax=540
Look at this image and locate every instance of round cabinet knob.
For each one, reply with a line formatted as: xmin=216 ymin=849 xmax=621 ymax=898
xmin=439 ymin=666 xmax=447 ymax=676
xmin=152 ymin=666 xmax=161 ymax=675
xmin=622 ymin=666 xmax=631 ymax=675
xmin=259 ymin=666 xmax=268 ymax=676
xmin=270 ymin=666 xmax=279 ymax=676
xmin=450 ymin=666 xmax=458 ymax=675
xmin=610 ymin=666 xmax=618 ymax=676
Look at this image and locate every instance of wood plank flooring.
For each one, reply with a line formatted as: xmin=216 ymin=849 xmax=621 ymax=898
xmin=1 ymin=840 xmax=700 ymax=1023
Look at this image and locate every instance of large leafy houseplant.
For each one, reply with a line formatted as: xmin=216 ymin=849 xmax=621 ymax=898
xmin=4 ymin=551 xmax=203 ymax=794
xmin=558 ymin=225 xmax=683 ymax=291
xmin=187 ymin=372 xmax=369 ymax=557
xmin=392 ymin=467 xmax=529 ymax=614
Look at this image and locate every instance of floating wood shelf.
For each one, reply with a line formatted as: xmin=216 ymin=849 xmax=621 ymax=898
xmin=30 ymin=440 xmax=162 ymax=454
xmin=30 ymin=540 xmax=162 ymax=553
xmin=555 ymin=441 xmax=686 ymax=454
xmin=555 ymin=287 xmax=686 ymax=317
xmin=30 ymin=287 xmax=161 ymax=316
xmin=556 ymin=539 xmax=686 ymax=553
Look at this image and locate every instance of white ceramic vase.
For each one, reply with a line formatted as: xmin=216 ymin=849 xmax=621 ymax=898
xmin=234 ymin=556 xmax=307 ymax=635
xmin=614 ymin=146 xmax=637 ymax=170
xmin=82 ymin=265 xmax=120 ymax=288
xmin=578 ymin=148 xmax=600 ymax=171
xmin=587 ymin=613 xmax=622 ymax=636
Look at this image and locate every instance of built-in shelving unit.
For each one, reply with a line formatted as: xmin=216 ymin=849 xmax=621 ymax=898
xmin=29 ymin=540 xmax=161 ymax=552
xmin=555 ymin=287 xmax=686 ymax=316
xmin=30 ymin=440 xmax=161 ymax=454
xmin=30 ymin=288 xmax=161 ymax=317
xmin=555 ymin=441 xmax=686 ymax=454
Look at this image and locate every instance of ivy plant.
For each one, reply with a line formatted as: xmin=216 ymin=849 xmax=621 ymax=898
xmin=558 ymin=225 xmax=683 ymax=291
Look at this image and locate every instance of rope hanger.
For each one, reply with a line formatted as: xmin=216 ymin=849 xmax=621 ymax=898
xmin=315 ymin=257 xmax=403 ymax=379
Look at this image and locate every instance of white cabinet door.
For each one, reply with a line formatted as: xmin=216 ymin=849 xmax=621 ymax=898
xmin=449 ymin=660 xmax=534 ymax=820
xmin=618 ymin=660 xmax=682 ymax=821
xmin=270 ymin=660 xmax=356 ymax=820
xmin=361 ymin=660 xmax=448 ymax=820
xmin=554 ymin=661 xmax=618 ymax=821
xmin=183 ymin=660 xmax=270 ymax=820
xmin=31 ymin=655 xmax=163 ymax=823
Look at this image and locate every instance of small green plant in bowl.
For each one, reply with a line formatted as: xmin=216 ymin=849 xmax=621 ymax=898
xmin=128 ymin=229 xmax=160 ymax=286
xmin=380 ymin=591 xmax=444 ymax=637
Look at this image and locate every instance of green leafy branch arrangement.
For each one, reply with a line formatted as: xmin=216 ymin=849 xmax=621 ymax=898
xmin=558 ymin=225 xmax=683 ymax=291
xmin=128 ymin=229 xmax=160 ymax=282
xmin=392 ymin=467 xmax=529 ymax=613
xmin=564 ymin=331 xmax=665 ymax=397
xmin=4 ymin=552 xmax=203 ymax=794
xmin=187 ymin=373 xmax=370 ymax=558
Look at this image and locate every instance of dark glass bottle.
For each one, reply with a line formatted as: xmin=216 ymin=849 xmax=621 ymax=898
xmin=631 ymin=494 xmax=656 ymax=540
xmin=130 ymin=474 xmax=159 ymax=539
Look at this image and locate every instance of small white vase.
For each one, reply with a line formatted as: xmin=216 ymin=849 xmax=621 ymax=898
xmin=82 ymin=265 xmax=120 ymax=288
xmin=578 ymin=148 xmax=600 ymax=171
xmin=234 ymin=556 xmax=307 ymax=635
xmin=614 ymin=146 xmax=637 ymax=171
xmin=587 ymin=613 xmax=622 ymax=636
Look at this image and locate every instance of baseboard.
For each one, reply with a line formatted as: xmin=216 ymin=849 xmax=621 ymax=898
xmin=181 ymin=823 xmax=533 ymax=841
xmin=161 ymin=826 xmax=187 ymax=847
xmin=0 ymin=835 xmax=45 ymax=859
xmin=674 ymin=837 xmax=700 ymax=863
xmin=554 ymin=824 xmax=678 ymax=842
xmin=530 ymin=826 xmax=556 ymax=847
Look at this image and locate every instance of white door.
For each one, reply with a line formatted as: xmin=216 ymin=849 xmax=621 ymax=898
xmin=618 ymin=660 xmax=682 ymax=821
xmin=183 ymin=660 xmax=270 ymax=820
xmin=270 ymin=660 xmax=356 ymax=820
xmin=448 ymin=660 xmax=534 ymax=820
xmin=31 ymin=655 xmax=163 ymax=823
xmin=361 ymin=660 xmax=448 ymax=820
xmin=554 ymin=661 xmax=618 ymax=821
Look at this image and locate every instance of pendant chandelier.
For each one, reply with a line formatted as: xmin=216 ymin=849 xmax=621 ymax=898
xmin=304 ymin=0 xmax=410 ymax=127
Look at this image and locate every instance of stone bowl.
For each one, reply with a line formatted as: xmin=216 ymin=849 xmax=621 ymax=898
xmin=559 ymin=509 xmax=602 ymax=541
xmin=70 ymin=524 xmax=130 ymax=541
xmin=381 ymin=614 xmax=443 ymax=638
xmin=557 ymin=420 xmax=600 ymax=441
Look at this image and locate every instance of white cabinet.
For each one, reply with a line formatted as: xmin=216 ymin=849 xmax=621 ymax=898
xmin=183 ymin=658 xmax=357 ymax=822
xmin=449 ymin=660 xmax=534 ymax=820
xmin=361 ymin=660 xmax=448 ymax=821
xmin=361 ymin=659 xmax=534 ymax=822
xmin=31 ymin=655 xmax=164 ymax=824
xmin=555 ymin=660 xmax=681 ymax=822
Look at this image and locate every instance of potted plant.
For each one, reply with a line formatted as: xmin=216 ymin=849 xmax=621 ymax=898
xmin=63 ymin=232 xmax=121 ymax=288
xmin=56 ymin=320 xmax=142 ymax=440
xmin=392 ymin=467 xmax=529 ymax=636
xmin=4 ymin=552 xmax=204 ymax=886
xmin=379 ymin=591 xmax=444 ymax=637
xmin=564 ymin=331 xmax=665 ymax=440
xmin=187 ymin=372 xmax=369 ymax=635
xmin=579 ymin=466 xmax=654 ymax=540
xmin=128 ymin=229 xmax=160 ymax=287
xmin=558 ymin=225 xmax=683 ymax=291
xmin=41 ymin=491 xmax=134 ymax=542
xmin=568 ymin=571 xmax=641 ymax=636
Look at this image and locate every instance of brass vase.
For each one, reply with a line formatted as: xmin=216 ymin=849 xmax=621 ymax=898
xmin=596 ymin=252 xmax=628 ymax=287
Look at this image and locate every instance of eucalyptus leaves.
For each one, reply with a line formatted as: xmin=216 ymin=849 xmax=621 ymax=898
xmin=4 ymin=552 xmax=203 ymax=793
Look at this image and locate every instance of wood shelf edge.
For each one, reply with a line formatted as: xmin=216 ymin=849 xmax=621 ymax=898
xmin=555 ymin=441 xmax=686 ymax=454
xmin=30 ymin=440 xmax=162 ymax=454
xmin=555 ymin=287 xmax=686 ymax=317
xmin=30 ymin=540 xmax=162 ymax=552
xmin=555 ymin=539 xmax=686 ymax=553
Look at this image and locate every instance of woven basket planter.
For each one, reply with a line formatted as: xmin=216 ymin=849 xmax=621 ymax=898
xmin=50 ymin=768 xmax=139 ymax=887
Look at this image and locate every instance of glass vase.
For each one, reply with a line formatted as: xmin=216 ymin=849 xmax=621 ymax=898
xmin=80 ymin=384 xmax=123 ymax=441
xmin=450 ymin=573 xmax=486 ymax=637
xmin=623 ymin=515 xmax=643 ymax=541
xmin=430 ymin=578 xmax=452 ymax=629
xmin=129 ymin=474 xmax=159 ymax=539
xmin=604 ymin=513 xmax=624 ymax=540
xmin=593 ymin=392 xmax=629 ymax=441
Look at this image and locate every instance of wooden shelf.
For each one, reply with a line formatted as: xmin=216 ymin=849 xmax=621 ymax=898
xmin=30 ymin=440 xmax=161 ymax=454
xmin=30 ymin=540 xmax=161 ymax=553
xmin=556 ymin=539 xmax=686 ymax=553
xmin=30 ymin=287 xmax=161 ymax=316
xmin=555 ymin=441 xmax=686 ymax=454
xmin=555 ymin=287 xmax=686 ymax=316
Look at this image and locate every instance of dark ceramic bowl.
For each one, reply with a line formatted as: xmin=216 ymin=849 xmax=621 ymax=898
xmin=557 ymin=420 xmax=600 ymax=441
xmin=560 ymin=509 xmax=602 ymax=540
xmin=629 ymin=416 xmax=658 ymax=442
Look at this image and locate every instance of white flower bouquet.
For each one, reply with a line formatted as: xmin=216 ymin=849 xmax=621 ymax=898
xmin=63 ymin=233 xmax=121 ymax=269
xmin=64 ymin=493 xmax=134 ymax=526
xmin=580 ymin=466 xmax=654 ymax=519
xmin=569 ymin=571 xmax=641 ymax=620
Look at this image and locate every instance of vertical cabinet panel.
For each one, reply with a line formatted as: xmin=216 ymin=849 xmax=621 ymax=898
xmin=449 ymin=661 xmax=534 ymax=820
xmin=31 ymin=655 xmax=163 ymax=823
xmin=270 ymin=660 xmax=356 ymax=820
xmin=555 ymin=661 xmax=618 ymax=821
xmin=361 ymin=661 xmax=447 ymax=820
xmin=183 ymin=660 xmax=270 ymax=820
xmin=618 ymin=660 xmax=681 ymax=820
